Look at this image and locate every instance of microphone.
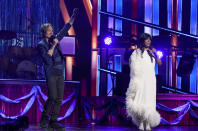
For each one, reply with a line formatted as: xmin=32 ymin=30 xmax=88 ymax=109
xmin=148 ymin=45 xmax=153 ymax=50
xmin=71 ymin=8 xmax=79 ymax=20
xmin=48 ymin=8 xmax=79 ymax=44
xmin=68 ymin=8 xmax=79 ymax=25
xmin=147 ymin=46 xmax=157 ymax=58
xmin=73 ymin=8 xmax=79 ymax=17
xmin=48 ymin=35 xmax=56 ymax=44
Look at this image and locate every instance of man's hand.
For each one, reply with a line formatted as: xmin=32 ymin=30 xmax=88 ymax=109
xmin=47 ymin=38 xmax=59 ymax=56
xmin=69 ymin=8 xmax=79 ymax=25
xmin=47 ymin=49 xmax=54 ymax=56
xmin=53 ymin=38 xmax=59 ymax=46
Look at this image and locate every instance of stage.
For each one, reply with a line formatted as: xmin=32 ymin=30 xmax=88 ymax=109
xmin=27 ymin=123 xmax=198 ymax=131
xmin=1 ymin=79 xmax=198 ymax=127
xmin=1 ymin=0 xmax=198 ymax=130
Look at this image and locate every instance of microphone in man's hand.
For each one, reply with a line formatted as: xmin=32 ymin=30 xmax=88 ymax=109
xmin=72 ymin=8 xmax=79 ymax=18
xmin=49 ymin=35 xmax=56 ymax=44
xmin=73 ymin=8 xmax=79 ymax=15
xmin=69 ymin=8 xmax=79 ymax=25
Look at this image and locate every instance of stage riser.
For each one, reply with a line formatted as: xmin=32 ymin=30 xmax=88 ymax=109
xmin=1 ymin=83 xmax=198 ymax=125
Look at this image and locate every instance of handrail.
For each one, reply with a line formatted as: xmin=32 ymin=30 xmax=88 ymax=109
xmin=99 ymin=11 xmax=198 ymax=39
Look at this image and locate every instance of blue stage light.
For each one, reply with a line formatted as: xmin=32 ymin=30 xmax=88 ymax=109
xmin=104 ymin=36 xmax=112 ymax=45
xmin=156 ymin=51 xmax=163 ymax=59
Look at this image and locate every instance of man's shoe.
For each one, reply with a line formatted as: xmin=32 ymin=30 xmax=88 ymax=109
xmin=39 ymin=119 xmax=47 ymax=129
xmin=48 ymin=121 xmax=65 ymax=129
xmin=39 ymin=114 xmax=49 ymax=129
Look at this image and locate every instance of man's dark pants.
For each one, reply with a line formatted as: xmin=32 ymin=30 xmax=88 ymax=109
xmin=41 ymin=69 xmax=64 ymax=121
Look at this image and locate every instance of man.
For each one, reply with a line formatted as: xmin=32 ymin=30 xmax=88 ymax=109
xmin=38 ymin=8 xmax=78 ymax=130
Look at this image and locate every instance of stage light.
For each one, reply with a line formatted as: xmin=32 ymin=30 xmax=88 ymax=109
xmin=156 ymin=51 xmax=163 ymax=59
xmin=104 ymin=36 xmax=112 ymax=45
xmin=130 ymin=45 xmax=137 ymax=49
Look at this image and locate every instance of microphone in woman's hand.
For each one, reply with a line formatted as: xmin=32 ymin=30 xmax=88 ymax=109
xmin=147 ymin=48 xmax=156 ymax=58
xmin=148 ymin=46 xmax=154 ymax=51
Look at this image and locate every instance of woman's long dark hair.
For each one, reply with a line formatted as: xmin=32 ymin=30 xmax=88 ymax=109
xmin=138 ymin=33 xmax=154 ymax=62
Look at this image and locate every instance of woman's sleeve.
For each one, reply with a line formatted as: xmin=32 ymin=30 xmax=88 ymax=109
xmin=129 ymin=51 xmax=143 ymax=77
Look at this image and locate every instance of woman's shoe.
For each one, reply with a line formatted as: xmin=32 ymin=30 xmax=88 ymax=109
xmin=139 ymin=122 xmax=144 ymax=130
xmin=146 ymin=122 xmax=151 ymax=131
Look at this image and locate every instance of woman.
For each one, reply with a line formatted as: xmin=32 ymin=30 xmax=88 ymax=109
xmin=126 ymin=33 xmax=161 ymax=130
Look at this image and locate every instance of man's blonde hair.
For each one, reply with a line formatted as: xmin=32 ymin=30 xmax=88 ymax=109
xmin=40 ymin=23 xmax=52 ymax=38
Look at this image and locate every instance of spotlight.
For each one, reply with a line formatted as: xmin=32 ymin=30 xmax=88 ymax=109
xmin=156 ymin=51 xmax=163 ymax=59
xmin=104 ymin=36 xmax=112 ymax=45
xmin=131 ymin=45 xmax=137 ymax=49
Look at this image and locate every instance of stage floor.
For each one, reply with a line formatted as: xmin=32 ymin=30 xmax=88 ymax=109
xmin=27 ymin=123 xmax=198 ymax=131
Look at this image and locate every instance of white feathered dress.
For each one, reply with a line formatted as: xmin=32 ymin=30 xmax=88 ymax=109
xmin=126 ymin=49 xmax=160 ymax=127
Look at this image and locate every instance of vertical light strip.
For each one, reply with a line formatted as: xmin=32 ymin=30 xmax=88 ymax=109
xmin=167 ymin=0 xmax=172 ymax=28
xmin=97 ymin=55 xmax=100 ymax=96
xmin=115 ymin=0 xmax=122 ymax=16
xmin=107 ymin=0 xmax=114 ymax=31
xmin=166 ymin=56 xmax=172 ymax=86
xmin=27 ymin=0 xmax=31 ymax=32
xmin=91 ymin=0 xmax=98 ymax=96
xmin=97 ymin=0 xmax=101 ymax=35
xmin=115 ymin=0 xmax=122 ymax=36
xmin=97 ymin=0 xmax=101 ymax=95
xmin=107 ymin=0 xmax=114 ymax=95
xmin=0 ymin=3 xmax=1 ymax=30
xmin=83 ymin=0 xmax=92 ymax=26
xmin=177 ymin=56 xmax=181 ymax=89
xmin=131 ymin=0 xmax=138 ymax=35
xmin=178 ymin=0 xmax=182 ymax=31
xmin=107 ymin=61 xmax=113 ymax=96
xmin=166 ymin=56 xmax=169 ymax=85
xmin=91 ymin=51 xmax=98 ymax=96
xmin=108 ymin=17 xmax=114 ymax=30
xmin=190 ymin=56 xmax=197 ymax=93
xmin=107 ymin=0 xmax=114 ymax=15
xmin=114 ymin=55 xmax=122 ymax=72
xmin=153 ymin=0 xmax=159 ymax=36
xmin=197 ymin=58 xmax=198 ymax=94
xmin=112 ymin=55 xmax=122 ymax=96
xmin=190 ymin=0 xmax=198 ymax=35
xmin=171 ymin=0 xmax=178 ymax=88
xmin=177 ymin=1 xmax=182 ymax=89
xmin=169 ymin=56 xmax=172 ymax=86
xmin=115 ymin=20 xmax=122 ymax=36
xmin=155 ymin=63 xmax=158 ymax=75
xmin=66 ymin=56 xmax=73 ymax=80
xmin=144 ymin=0 xmax=152 ymax=34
